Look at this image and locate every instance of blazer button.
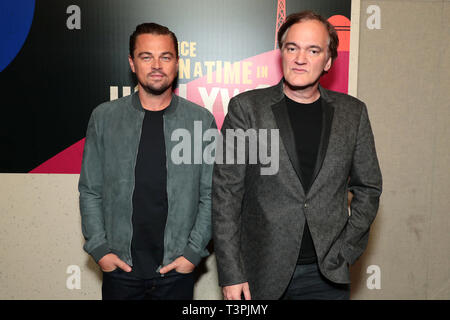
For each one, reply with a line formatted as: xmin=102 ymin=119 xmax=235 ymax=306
xmin=304 ymin=203 xmax=309 ymax=209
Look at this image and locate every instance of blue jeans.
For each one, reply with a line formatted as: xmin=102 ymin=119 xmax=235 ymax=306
xmin=101 ymin=268 xmax=195 ymax=300
xmin=281 ymin=263 xmax=350 ymax=300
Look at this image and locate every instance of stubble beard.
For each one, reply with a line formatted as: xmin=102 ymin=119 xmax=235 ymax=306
xmin=140 ymin=80 xmax=172 ymax=96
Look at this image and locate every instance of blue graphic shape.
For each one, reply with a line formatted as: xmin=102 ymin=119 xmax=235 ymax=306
xmin=0 ymin=0 xmax=35 ymax=72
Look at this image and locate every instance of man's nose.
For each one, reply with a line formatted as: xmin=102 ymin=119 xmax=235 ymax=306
xmin=294 ymin=49 xmax=307 ymax=64
xmin=152 ymin=58 xmax=161 ymax=69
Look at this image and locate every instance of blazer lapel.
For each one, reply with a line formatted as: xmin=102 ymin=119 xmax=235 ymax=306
xmin=272 ymin=97 xmax=304 ymax=187
xmin=310 ymin=96 xmax=334 ymax=187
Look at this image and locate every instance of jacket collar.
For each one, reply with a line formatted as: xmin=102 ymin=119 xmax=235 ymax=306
xmin=131 ymin=91 xmax=179 ymax=116
xmin=318 ymin=83 xmax=335 ymax=104
xmin=271 ymin=78 xmax=335 ymax=104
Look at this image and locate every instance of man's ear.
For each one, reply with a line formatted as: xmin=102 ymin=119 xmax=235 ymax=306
xmin=128 ymin=55 xmax=135 ymax=73
xmin=324 ymin=55 xmax=332 ymax=72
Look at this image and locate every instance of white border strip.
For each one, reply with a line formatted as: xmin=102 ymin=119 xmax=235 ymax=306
xmin=348 ymin=0 xmax=361 ymax=98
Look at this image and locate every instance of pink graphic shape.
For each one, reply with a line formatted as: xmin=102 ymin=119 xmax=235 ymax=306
xmin=320 ymin=51 xmax=349 ymax=94
xmin=30 ymin=139 xmax=85 ymax=174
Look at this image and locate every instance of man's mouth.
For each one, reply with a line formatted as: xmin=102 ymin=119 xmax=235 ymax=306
xmin=149 ymin=72 xmax=165 ymax=78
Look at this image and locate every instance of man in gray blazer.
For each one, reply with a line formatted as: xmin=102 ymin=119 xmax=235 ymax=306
xmin=212 ymin=11 xmax=382 ymax=300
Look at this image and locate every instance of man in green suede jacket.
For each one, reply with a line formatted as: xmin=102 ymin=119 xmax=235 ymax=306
xmin=79 ymin=23 xmax=216 ymax=300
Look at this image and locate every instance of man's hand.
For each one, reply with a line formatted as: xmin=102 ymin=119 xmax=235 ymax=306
xmin=223 ymin=282 xmax=251 ymax=300
xmin=159 ymin=256 xmax=195 ymax=274
xmin=98 ymin=253 xmax=132 ymax=272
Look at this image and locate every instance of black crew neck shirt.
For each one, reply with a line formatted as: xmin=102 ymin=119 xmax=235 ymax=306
xmin=130 ymin=107 xmax=168 ymax=279
xmin=285 ymin=95 xmax=322 ymax=264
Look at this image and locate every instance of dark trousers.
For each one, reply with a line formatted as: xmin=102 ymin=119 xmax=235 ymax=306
xmin=102 ymin=268 xmax=195 ymax=300
xmin=281 ymin=263 xmax=350 ymax=300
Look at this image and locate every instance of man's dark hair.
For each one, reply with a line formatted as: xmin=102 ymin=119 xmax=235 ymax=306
xmin=129 ymin=22 xmax=179 ymax=58
xmin=277 ymin=10 xmax=339 ymax=63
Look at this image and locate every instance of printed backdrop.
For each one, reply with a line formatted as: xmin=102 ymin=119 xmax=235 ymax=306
xmin=0 ymin=0 xmax=351 ymax=173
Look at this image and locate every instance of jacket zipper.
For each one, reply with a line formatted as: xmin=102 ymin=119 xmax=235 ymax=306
xmin=128 ymin=111 xmax=145 ymax=266
xmin=160 ymin=113 xmax=170 ymax=277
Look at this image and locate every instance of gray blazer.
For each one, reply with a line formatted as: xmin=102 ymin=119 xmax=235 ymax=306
xmin=212 ymin=80 xmax=382 ymax=299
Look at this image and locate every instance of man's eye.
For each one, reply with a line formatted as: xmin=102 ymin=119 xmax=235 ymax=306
xmin=286 ymin=47 xmax=296 ymax=52
xmin=161 ymin=56 xmax=171 ymax=61
xmin=142 ymin=56 xmax=151 ymax=61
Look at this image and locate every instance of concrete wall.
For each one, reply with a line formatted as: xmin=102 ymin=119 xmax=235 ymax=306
xmin=0 ymin=0 xmax=448 ymax=299
xmin=350 ymin=0 xmax=450 ymax=299
xmin=0 ymin=174 xmax=221 ymax=299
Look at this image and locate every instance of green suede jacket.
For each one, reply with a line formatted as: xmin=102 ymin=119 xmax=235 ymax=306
xmin=79 ymin=92 xmax=216 ymax=270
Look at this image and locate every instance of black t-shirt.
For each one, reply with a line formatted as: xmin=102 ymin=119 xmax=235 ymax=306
xmin=285 ymin=95 xmax=322 ymax=264
xmin=130 ymin=108 xmax=168 ymax=279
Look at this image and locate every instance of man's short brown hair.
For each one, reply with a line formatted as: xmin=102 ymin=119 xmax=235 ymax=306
xmin=277 ymin=10 xmax=339 ymax=62
xmin=129 ymin=22 xmax=178 ymax=58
